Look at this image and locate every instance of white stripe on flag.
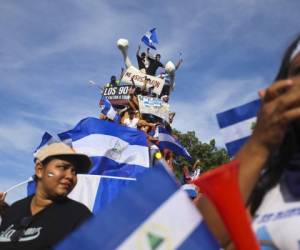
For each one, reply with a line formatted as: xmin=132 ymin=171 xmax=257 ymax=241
xmin=68 ymin=174 xmax=101 ymax=211
xmin=159 ymin=132 xmax=181 ymax=147
xmin=117 ymin=189 xmax=202 ymax=250
xmin=220 ymin=117 xmax=257 ymax=143
xmin=72 ymin=134 xmax=150 ymax=167
xmin=107 ymin=107 xmax=117 ymax=120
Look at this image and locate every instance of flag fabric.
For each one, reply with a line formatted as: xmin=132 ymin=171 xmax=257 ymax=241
xmin=33 ymin=132 xmax=72 ymax=154
xmin=216 ymin=99 xmax=261 ymax=157
xmin=100 ymin=97 xmax=120 ymax=123
xmin=68 ymin=174 xmax=135 ymax=213
xmin=58 ymin=117 xmax=150 ymax=177
xmin=141 ymin=28 xmax=158 ymax=50
xmin=55 ymin=161 xmax=219 ymax=250
xmin=158 ymin=126 xmax=192 ymax=161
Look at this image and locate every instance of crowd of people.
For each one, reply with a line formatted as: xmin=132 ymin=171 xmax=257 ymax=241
xmin=99 ymin=44 xmax=185 ymax=171
xmin=1 ymin=34 xmax=300 ymax=249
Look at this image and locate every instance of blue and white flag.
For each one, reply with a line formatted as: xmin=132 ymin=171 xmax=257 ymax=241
xmin=216 ymin=99 xmax=261 ymax=157
xmin=141 ymin=28 xmax=158 ymax=50
xmin=58 ymin=117 xmax=150 ymax=177
xmin=68 ymin=174 xmax=135 ymax=213
xmin=100 ymin=97 xmax=120 ymax=123
xmin=27 ymin=174 xmax=135 ymax=213
xmin=56 ymin=162 xmax=219 ymax=250
xmin=158 ymin=127 xmax=192 ymax=161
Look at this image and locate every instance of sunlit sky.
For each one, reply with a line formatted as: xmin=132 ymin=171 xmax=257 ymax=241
xmin=1 ymin=0 xmax=299 ymax=203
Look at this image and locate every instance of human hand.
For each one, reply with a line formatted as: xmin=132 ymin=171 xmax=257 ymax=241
xmin=252 ymin=77 xmax=300 ymax=153
xmin=0 ymin=192 xmax=6 ymax=202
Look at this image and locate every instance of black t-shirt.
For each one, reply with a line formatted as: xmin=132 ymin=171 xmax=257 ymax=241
xmin=136 ymin=54 xmax=146 ymax=70
xmin=146 ymin=57 xmax=163 ymax=76
xmin=0 ymin=195 xmax=92 ymax=250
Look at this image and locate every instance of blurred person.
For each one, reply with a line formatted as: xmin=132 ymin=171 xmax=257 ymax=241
xmin=0 ymin=193 xmax=9 ymax=226
xmin=0 ymin=142 xmax=92 ymax=249
xmin=197 ymin=34 xmax=300 ymax=250
xmin=123 ymin=110 xmax=140 ymax=129
xmin=146 ymin=53 xmax=164 ymax=76
xmin=136 ymin=45 xmax=148 ymax=73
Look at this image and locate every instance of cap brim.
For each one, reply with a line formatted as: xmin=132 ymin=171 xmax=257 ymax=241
xmin=46 ymin=154 xmax=92 ymax=174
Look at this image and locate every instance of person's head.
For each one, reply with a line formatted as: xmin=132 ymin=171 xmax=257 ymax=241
xmin=141 ymin=52 xmax=146 ymax=59
xmin=129 ymin=110 xmax=135 ymax=119
xmin=34 ymin=143 xmax=91 ymax=199
xmin=110 ymin=75 xmax=117 ymax=83
xmin=155 ymin=54 xmax=161 ymax=61
xmin=274 ymin=34 xmax=300 ymax=81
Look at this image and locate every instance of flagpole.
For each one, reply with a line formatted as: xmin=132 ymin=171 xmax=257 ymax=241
xmin=4 ymin=176 xmax=34 ymax=194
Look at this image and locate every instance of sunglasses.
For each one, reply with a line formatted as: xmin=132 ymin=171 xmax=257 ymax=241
xmin=10 ymin=216 xmax=33 ymax=242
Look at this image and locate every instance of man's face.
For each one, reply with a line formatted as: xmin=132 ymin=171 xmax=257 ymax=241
xmin=156 ymin=54 xmax=161 ymax=61
xmin=141 ymin=52 xmax=146 ymax=59
xmin=36 ymin=158 xmax=77 ymax=198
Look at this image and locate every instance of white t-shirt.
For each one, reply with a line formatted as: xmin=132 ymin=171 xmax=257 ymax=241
xmin=252 ymin=182 xmax=300 ymax=250
xmin=123 ymin=118 xmax=139 ymax=128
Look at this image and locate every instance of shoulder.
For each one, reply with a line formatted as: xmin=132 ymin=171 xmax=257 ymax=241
xmin=6 ymin=195 xmax=32 ymax=213
xmin=54 ymin=198 xmax=92 ymax=226
xmin=57 ymin=197 xmax=91 ymax=214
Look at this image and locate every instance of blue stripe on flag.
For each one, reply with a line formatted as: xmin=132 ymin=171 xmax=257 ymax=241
xmin=225 ymin=137 xmax=249 ymax=157
xmin=56 ymin=165 xmax=179 ymax=250
xmin=58 ymin=117 xmax=147 ymax=146
xmin=89 ymin=156 xmax=147 ymax=176
xmin=158 ymin=127 xmax=192 ymax=161
xmin=177 ymin=221 xmax=220 ymax=250
xmin=92 ymin=177 xmax=134 ymax=213
xmin=216 ymin=99 xmax=260 ymax=128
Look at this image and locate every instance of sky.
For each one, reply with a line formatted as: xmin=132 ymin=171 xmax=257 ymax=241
xmin=1 ymin=0 xmax=300 ymax=203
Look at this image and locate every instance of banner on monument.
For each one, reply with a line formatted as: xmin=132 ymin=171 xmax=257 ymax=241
xmin=101 ymin=85 xmax=131 ymax=105
xmin=138 ymin=95 xmax=170 ymax=121
xmin=121 ymin=66 xmax=165 ymax=95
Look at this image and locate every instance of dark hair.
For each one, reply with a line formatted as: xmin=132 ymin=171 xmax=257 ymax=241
xmin=249 ymin=34 xmax=300 ymax=215
xmin=0 ymin=201 xmax=10 ymax=217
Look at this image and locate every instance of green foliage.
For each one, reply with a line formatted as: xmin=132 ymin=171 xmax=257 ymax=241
xmin=172 ymin=129 xmax=230 ymax=179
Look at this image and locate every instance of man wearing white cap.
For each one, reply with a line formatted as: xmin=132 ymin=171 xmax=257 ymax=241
xmin=0 ymin=142 xmax=92 ymax=249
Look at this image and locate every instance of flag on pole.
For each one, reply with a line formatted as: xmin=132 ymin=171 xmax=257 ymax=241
xmin=100 ymin=97 xmax=120 ymax=123
xmin=158 ymin=127 xmax=192 ymax=161
xmin=216 ymin=99 xmax=261 ymax=157
xmin=34 ymin=118 xmax=150 ymax=177
xmin=141 ymin=28 xmax=159 ymax=50
xmin=55 ymin=161 xmax=219 ymax=250
xmin=57 ymin=117 xmax=150 ymax=177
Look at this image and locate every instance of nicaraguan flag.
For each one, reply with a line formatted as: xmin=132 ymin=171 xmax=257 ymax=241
xmin=55 ymin=161 xmax=219 ymax=250
xmin=27 ymin=174 xmax=135 ymax=213
xmin=101 ymin=97 xmax=120 ymax=123
xmin=158 ymin=127 xmax=192 ymax=161
xmin=58 ymin=117 xmax=150 ymax=177
xmin=216 ymin=99 xmax=261 ymax=157
xmin=68 ymin=174 xmax=135 ymax=213
xmin=141 ymin=28 xmax=158 ymax=50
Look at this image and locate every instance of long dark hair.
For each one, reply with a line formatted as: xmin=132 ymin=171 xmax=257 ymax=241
xmin=249 ymin=34 xmax=300 ymax=215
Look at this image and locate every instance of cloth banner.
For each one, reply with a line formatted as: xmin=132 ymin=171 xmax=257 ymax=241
xmin=138 ymin=95 xmax=170 ymax=122
xmin=121 ymin=66 xmax=165 ymax=95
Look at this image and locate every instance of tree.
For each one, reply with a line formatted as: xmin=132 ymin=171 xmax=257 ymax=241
xmin=172 ymin=129 xmax=229 ymax=181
